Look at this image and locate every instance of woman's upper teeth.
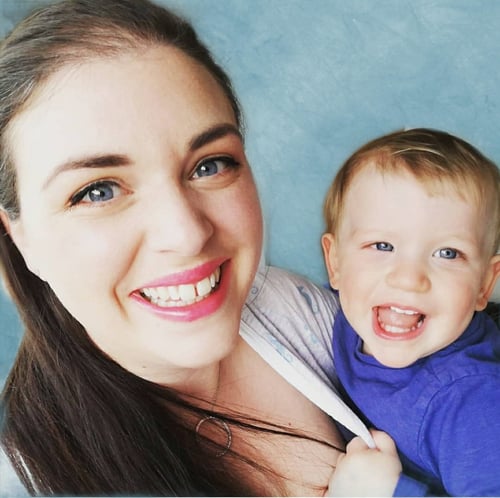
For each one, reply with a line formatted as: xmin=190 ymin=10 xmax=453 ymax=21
xmin=141 ymin=266 xmax=220 ymax=303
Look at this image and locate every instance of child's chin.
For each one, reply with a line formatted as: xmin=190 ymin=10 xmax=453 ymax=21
xmin=368 ymin=346 xmax=417 ymax=369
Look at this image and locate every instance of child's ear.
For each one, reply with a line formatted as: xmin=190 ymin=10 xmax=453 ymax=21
xmin=475 ymin=254 xmax=500 ymax=310
xmin=321 ymin=233 xmax=340 ymax=290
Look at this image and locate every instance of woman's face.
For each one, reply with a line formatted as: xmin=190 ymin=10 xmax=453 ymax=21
xmin=6 ymin=45 xmax=263 ymax=382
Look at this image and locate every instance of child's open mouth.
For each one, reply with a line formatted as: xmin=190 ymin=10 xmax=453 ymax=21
xmin=373 ymin=305 xmax=426 ymax=339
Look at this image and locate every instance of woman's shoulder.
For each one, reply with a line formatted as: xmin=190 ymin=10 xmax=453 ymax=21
xmin=246 ymin=264 xmax=339 ymax=314
xmin=242 ymin=265 xmax=340 ymax=382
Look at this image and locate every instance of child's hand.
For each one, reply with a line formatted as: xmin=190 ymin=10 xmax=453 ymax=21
xmin=326 ymin=430 xmax=402 ymax=497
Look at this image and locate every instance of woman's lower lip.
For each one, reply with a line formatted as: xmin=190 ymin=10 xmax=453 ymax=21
xmin=371 ymin=308 xmax=426 ymax=341
xmin=131 ymin=262 xmax=231 ymax=322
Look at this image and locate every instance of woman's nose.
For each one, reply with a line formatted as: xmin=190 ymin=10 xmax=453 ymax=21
xmin=385 ymin=259 xmax=431 ymax=293
xmin=143 ymin=184 xmax=214 ymax=256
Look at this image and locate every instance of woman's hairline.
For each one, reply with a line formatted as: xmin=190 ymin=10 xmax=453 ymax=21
xmin=0 ymin=37 xmax=244 ymax=220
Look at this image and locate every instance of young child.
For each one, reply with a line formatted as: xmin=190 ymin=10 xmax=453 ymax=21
xmin=322 ymin=128 xmax=500 ymax=496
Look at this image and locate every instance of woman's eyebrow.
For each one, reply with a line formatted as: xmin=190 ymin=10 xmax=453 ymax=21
xmin=42 ymin=154 xmax=131 ymax=190
xmin=189 ymin=123 xmax=242 ymax=151
xmin=42 ymin=124 xmax=241 ymax=190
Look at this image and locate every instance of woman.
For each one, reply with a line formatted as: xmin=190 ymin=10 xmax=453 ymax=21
xmin=0 ymin=0 xmax=407 ymax=495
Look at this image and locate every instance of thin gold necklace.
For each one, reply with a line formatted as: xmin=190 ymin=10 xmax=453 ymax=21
xmin=195 ymin=363 xmax=232 ymax=457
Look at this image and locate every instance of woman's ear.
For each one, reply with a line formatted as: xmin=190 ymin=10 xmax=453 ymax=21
xmin=0 ymin=208 xmax=25 ymax=248
xmin=475 ymin=254 xmax=500 ymax=310
xmin=0 ymin=208 xmax=16 ymax=238
xmin=321 ymin=233 xmax=340 ymax=290
xmin=0 ymin=209 xmax=41 ymax=278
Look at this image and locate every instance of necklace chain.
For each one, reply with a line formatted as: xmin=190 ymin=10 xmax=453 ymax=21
xmin=194 ymin=363 xmax=232 ymax=458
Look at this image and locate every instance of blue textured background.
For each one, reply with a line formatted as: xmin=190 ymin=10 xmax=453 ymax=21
xmin=2 ymin=0 xmax=500 ymax=457
xmin=2 ymin=0 xmax=500 ymax=494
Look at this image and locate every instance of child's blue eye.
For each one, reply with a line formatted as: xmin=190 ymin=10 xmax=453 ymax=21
xmin=372 ymin=242 xmax=394 ymax=252
xmin=70 ymin=181 xmax=121 ymax=206
xmin=191 ymin=157 xmax=239 ymax=179
xmin=434 ymin=248 xmax=458 ymax=259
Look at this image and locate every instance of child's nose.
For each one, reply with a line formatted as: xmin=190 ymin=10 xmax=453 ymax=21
xmin=385 ymin=260 xmax=431 ymax=293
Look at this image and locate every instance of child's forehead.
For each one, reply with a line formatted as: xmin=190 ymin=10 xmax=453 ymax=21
xmin=347 ymin=158 xmax=494 ymax=241
xmin=343 ymin=163 xmax=491 ymax=246
xmin=351 ymin=156 xmax=480 ymax=202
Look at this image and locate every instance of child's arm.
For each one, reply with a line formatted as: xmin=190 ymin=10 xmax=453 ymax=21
xmin=422 ymin=375 xmax=500 ymax=496
xmin=326 ymin=430 xmax=402 ymax=497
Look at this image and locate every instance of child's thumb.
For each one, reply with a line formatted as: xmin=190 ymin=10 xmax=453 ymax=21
xmin=370 ymin=429 xmax=398 ymax=454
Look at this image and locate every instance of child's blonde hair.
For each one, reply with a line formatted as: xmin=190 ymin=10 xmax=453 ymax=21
xmin=323 ymin=128 xmax=500 ymax=256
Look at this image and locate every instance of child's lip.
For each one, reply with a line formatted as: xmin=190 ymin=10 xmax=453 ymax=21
xmin=372 ymin=304 xmax=426 ymax=339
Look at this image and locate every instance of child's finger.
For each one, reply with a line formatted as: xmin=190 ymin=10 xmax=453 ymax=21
xmin=370 ymin=429 xmax=398 ymax=453
xmin=345 ymin=435 xmax=369 ymax=453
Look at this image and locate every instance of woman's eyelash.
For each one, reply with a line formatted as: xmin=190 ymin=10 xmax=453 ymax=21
xmin=191 ymin=156 xmax=240 ymax=178
xmin=67 ymin=156 xmax=239 ymax=207
xmin=69 ymin=180 xmax=122 ymax=207
xmin=203 ymin=155 xmax=239 ymax=166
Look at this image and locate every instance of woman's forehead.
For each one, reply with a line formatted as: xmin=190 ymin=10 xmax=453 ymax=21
xmin=7 ymin=45 xmax=236 ymax=184
xmin=15 ymin=45 xmax=232 ymax=121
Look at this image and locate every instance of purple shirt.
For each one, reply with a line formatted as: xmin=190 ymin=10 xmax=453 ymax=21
xmin=333 ymin=307 xmax=500 ymax=496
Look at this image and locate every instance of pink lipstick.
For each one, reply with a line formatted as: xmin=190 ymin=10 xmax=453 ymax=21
xmin=131 ymin=258 xmax=230 ymax=322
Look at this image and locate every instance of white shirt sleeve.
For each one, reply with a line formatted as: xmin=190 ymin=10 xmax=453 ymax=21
xmin=241 ymin=265 xmax=374 ymax=446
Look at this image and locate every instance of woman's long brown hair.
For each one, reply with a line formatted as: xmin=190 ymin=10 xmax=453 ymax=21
xmin=0 ymin=1 xmax=280 ymax=495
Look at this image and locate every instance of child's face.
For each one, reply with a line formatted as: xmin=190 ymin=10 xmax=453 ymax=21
xmin=322 ymin=163 xmax=500 ymax=368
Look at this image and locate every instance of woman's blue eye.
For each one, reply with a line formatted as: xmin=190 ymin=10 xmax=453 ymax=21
xmin=191 ymin=157 xmax=239 ymax=179
xmin=70 ymin=181 xmax=121 ymax=206
xmin=372 ymin=242 xmax=394 ymax=252
xmin=434 ymin=248 xmax=458 ymax=259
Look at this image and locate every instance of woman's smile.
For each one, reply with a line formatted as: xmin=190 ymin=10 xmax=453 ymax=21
xmin=139 ymin=266 xmax=221 ymax=306
xmin=132 ymin=260 xmax=231 ymax=322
